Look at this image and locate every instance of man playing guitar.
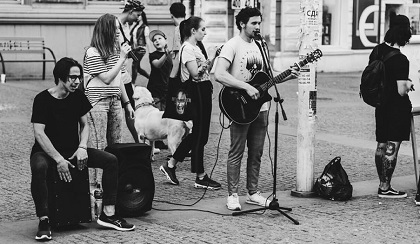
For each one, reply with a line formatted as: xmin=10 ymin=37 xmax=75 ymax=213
xmin=214 ymin=7 xmax=299 ymax=211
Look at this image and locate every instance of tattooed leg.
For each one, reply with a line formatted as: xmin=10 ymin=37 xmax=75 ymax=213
xmin=379 ymin=141 xmax=401 ymax=190
xmin=375 ymin=143 xmax=386 ymax=183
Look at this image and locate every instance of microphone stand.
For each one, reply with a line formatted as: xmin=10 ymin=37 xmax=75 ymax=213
xmin=231 ymin=34 xmax=299 ymax=225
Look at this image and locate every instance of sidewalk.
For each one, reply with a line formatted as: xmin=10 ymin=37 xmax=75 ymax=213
xmin=0 ymin=175 xmax=419 ymax=243
xmin=1 ymin=72 xmax=420 ymax=243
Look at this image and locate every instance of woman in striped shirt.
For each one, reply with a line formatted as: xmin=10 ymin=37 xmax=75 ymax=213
xmin=83 ymin=13 xmax=135 ymax=151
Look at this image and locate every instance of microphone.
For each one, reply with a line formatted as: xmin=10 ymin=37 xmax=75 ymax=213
xmin=122 ymin=41 xmax=139 ymax=62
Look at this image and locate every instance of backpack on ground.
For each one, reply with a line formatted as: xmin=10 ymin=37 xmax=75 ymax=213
xmin=359 ymin=47 xmax=400 ymax=107
xmin=314 ymin=156 xmax=353 ymax=201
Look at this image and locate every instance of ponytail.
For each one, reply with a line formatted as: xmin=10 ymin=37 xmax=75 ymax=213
xmin=180 ymin=16 xmax=203 ymax=43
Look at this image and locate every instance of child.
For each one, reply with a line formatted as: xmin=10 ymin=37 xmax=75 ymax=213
xmin=147 ymin=30 xmax=173 ymax=111
xmin=148 ymin=30 xmax=173 ymax=150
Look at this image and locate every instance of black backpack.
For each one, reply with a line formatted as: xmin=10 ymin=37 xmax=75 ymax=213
xmin=359 ymin=48 xmax=400 ymax=107
xmin=314 ymin=156 xmax=353 ymax=201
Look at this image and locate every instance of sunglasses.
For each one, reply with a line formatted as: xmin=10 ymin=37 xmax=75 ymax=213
xmin=68 ymin=75 xmax=82 ymax=82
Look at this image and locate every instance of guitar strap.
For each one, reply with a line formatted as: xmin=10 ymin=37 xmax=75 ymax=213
xmin=253 ymin=38 xmax=288 ymax=121
xmin=118 ymin=21 xmax=131 ymax=44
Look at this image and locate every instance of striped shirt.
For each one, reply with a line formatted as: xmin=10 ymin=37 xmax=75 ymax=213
xmin=83 ymin=47 xmax=123 ymax=105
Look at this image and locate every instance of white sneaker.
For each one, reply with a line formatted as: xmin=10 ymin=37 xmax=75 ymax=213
xmin=246 ymin=191 xmax=271 ymax=207
xmin=153 ymin=148 xmax=161 ymax=154
xmin=226 ymin=193 xmax=241 ymax=211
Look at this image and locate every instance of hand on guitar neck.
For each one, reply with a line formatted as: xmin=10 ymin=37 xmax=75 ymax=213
xmin=245 ymin=61 xmax=300 ymax=101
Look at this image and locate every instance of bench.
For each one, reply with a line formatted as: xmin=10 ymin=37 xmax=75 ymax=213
xmin=0 ymin=37 xmax=57 ymax=80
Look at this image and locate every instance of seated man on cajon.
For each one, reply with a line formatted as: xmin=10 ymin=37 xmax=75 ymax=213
xmin=30 ymin=57 xmax=135 ymax=241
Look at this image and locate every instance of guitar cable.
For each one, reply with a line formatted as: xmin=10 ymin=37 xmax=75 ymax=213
xmin=152 ymin=114 xmax=230 ymax=216
xmin=153 ymin=43 xmax=280 ymax=215
xmin=153 ymin=111 xmax=272 ymax=216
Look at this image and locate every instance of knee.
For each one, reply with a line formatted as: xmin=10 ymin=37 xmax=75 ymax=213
xmin=30 ymin=153 xmax=49 ymax=178
xmin=104 ymin=153 xmax=119 ymax=171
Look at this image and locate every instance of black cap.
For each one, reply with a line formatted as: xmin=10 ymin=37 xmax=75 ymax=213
xmin=390 ymin=14 xmax=410 ymax=29
xmin=122 ymin=0 xmax=145 ymax=12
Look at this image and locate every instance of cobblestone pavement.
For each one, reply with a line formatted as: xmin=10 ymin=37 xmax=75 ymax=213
xmin=1 ymin=73 xmax=420 ymax=243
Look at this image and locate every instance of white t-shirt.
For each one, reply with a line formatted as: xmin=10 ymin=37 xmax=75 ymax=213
xmin=218 ymin=36 xmax=267 ymax=111
xmin=180 ymin=42 xmax=210 ymax=82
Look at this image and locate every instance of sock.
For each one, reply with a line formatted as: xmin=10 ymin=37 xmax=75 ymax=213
xmin=39 ymin=216 xmax=49 ymax=221
xmin=168 ymin=159 xmax=175 ymax=168
xmin=248 ymin=191 xmax=257 ymax=196
xmin=103 ymin=205 xmax=115 ymax=217
xmin=197 ymin=173 xmax=205 ymax=180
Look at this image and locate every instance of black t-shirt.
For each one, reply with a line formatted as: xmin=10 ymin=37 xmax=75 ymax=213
xmin=147 ymin=51 xmax=173 ymax=98
xmin=31 ymin=89 xmax=92 ymax=154
xmin=369 ymin=43 xmax=411 ymax=108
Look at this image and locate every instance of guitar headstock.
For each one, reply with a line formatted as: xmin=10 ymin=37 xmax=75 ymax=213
xmin=306 ymin=49 xmax=323 ymax=63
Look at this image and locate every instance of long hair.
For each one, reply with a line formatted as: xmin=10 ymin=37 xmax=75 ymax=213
xmin=91 ymin=14 xmax=118 ymax=60
xmin=53 ymin=57 xmax=83 ymax=85
xmin=141 ymin=11 xmax=148 ymax=26
xmin=179 ymin=16 xmax=203 ymax=43
xmin=384 ymin=13 xmax=411 ymax=47
xmin=235 ymin=7 xmax=262 ymax=31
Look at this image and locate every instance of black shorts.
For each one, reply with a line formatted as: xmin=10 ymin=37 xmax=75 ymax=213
xmin=375 ymin=105 xmax=411 ymax=142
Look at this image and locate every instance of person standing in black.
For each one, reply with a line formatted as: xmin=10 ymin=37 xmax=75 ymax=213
xmin=372 ymin=13 xmax=413 ymax=198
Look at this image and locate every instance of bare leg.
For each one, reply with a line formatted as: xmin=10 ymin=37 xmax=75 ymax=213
xmin=125 ymin=113 xmax=139 ymax=143
xmin=376 ymin=141 xmax=401 ymax=190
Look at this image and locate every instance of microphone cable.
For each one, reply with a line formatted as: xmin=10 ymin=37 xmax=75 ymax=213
xmin=152 ymin=115 xmax=227 ymax=215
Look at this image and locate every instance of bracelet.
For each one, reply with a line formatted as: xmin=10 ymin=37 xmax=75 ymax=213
xmin=123 ymin=101 xmax=130 ymax=108
xmin=78 ymin=146 xmax=87 ymax=150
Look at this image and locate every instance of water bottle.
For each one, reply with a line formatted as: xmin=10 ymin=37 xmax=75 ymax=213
xmin=90 ymin=190 xmax=96 ymax=220
xmin=94 ymin=184 xmax=103 ymax=218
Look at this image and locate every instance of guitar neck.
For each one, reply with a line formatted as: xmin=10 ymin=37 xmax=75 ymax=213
xmin=262 ymin=58 xmax=310 ymax=93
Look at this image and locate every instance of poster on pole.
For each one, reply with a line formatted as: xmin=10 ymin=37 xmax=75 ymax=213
xmin=232 ymin=0 xmax=255 ymax=9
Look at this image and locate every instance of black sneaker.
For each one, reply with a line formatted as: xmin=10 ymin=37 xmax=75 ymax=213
xmin=97 ymin=212 xmax=135 ymax=231
xmin=194 ymin=174 xmax=221 ymax=190
xmin=378 ymin=187 xmax=407 ymax=198
xmin=159 ymin=162 xmax=179 ymax=185
xmin=415 ymin=194 xmax=420 ymax=206
xmin=35 ymin=218 xmax=52 ymax=241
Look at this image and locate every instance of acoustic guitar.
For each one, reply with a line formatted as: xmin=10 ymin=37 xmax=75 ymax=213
xmin=219 ymin=49 xmax=323 ymax=124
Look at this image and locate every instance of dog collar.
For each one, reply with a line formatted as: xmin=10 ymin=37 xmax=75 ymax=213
xmin=135 ymin=102 xmax=155 ymax=110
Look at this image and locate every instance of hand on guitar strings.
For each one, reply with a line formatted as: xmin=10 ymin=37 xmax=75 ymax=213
xmin=289 ymin=65 xmax=300 ymax=79
xmin=245 ymin=83 xmax=260 ymax=100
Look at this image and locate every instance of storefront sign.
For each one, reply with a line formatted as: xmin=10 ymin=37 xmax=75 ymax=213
xmin=352 ymin=0 xmax=378 ymax=49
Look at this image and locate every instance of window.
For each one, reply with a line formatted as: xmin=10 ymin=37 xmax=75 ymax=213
xmin=322 ymin=0 xmax=343 ymax=46
xmin=408 ymin=5 xmax=420 ymax=35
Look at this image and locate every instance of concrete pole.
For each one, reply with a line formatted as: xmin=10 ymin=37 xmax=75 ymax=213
xmin=291 ymin=0 xmax=322 ymax=197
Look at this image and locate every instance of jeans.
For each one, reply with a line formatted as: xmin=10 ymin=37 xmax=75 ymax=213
xmin=30 ymin=149 xmax=118 ymax=218
xmin=227 ymin=111 xmax=268 ymax=195
xmin=87 ymin=96 xmax=123 ymax=151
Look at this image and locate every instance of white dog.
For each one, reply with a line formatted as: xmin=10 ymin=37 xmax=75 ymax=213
xmin=133 ymin=86 xmax=192 ymax=160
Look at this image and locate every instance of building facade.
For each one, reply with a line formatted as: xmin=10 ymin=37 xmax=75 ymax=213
xmin=0 ymin=0 xmax=182 ymax=79
xmin=1 ymin=0 xmax=420 ymax=78
xmin=273 ymin=0 xmax=420 ymax=77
